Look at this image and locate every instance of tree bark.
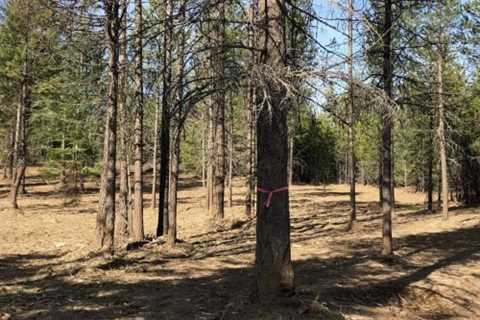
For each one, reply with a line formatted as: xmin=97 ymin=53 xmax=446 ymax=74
xmin=7 ymin=125 xmax=15 ymax=179
xmin=244 ymin=0 xmax=258 ymax=218
xmin=157 ymin=0 xmax=173 ymax=237
xmin=10 ymin=48 xmax=30 ymax=209
xmin=381 ymin=0 xmax=393 ymax=256
xmin=427 ymin=114 xmax=434 ymax=211
xmin=437 ymin=37 xmax=449 ymax=219
xmin=347 ymin=0 xmax=356 ymax=227
xmin=167 ymin=0 xmax=186 ymax=246
xmin=212 ymin=0 xmax=226 ymax=222
xmin=117 ymin=0 xmax=129 ymax=242
xmin=167 ymin=134 xmax=180 ymax=246
xmin=97 ymin=0 xmax=120 ymax=253
xmin=255 ymin=0 xmax=294 ymax=301
xmin=131 ymin=0 xmax=144 ymax=242
xmin=151 ymin=94 xmax=160 ymax=210
xmin=207 ymin=100 xmax=215 ymax=213
xmin=227 ymin=100 xmax=233 ymax=208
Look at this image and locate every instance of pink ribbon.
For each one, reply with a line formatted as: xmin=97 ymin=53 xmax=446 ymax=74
xmin=257 ymin=186 xmax=289 ymax=208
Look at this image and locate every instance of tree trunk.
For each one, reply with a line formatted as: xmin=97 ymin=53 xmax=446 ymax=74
xmin=255 ymin=0 xmax=294 ymax=301
xmin=437 ymin=38 xmax=449 ymax=219
xmin=167 ymin=134 xmax=180 ymax=246
xmin=151 ymin=94 xmax=160 ymax=210
xmin=117 ymin=0 xmax=129 ymax=242
xmin=131 ymin=0 xmax=144 ymax=242
xmin=244 ymin=0 xmax=257 ymax=218
xmin=201 ymin=122 xmax=206 ymax=187
xmin=167 ymin=0 xmax=186 ymax=246
xmin=347 ymin=0 xmax=356 ymax=227
xmin=10 ymin=52 xmax=30 ymax=209
xmin=97 ymin=0 xmax=120 ymax=253
xmin=157 ymin=0 xmax=173 ymax=237
xmin=10 ymin=100 xmax=24 ymax=209
xmin=381 ymin=0 xmax=393 ymax=256
xmin=7 ymin=126 xmax=15 ymax=179
xmin=207 ymin=100 xmax=215 ymax=213
xmin=212 ymin=0 xmax=226 ymax=222
xmin=227 ymin=101 xmax=233 ymax=208
xmin=427 ymin=114 xmax=434 ymax=211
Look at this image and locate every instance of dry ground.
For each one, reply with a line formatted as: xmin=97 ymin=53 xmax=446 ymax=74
xmin=1 ymin=167 xmax=480 ymax=319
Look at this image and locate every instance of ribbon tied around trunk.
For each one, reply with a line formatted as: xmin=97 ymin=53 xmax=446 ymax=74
xmin=257 ymin=186 xmax=289 ymax=208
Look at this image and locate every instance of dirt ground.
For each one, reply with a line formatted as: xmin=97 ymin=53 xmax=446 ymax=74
xmin=1 ymin=168 xmax=480 ymax=320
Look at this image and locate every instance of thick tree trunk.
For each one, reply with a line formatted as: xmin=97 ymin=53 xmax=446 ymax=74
xmin=255 ymin=0 xmax=294 ymax=301
xmin=381 ymin=0 xmax=393 ymax=256
xmin=347 ymin=0 xmax=356 ymax=227
xmin=157 ymin=0 xmax=173 ymax=237
xmin=437 ymin=40 xmax=449 ymax=219
xmin=131 ymin=0 xmax=144 ymax=242
xmin=212 ymin=0 xmax=226 ymax=222
xmin=97 ymin=0 xmax=120 ymax=253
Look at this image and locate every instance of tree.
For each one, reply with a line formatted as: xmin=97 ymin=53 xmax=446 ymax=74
xmin=157 ymin=0 xmax=172 ymax=237
xmin=244 ymin=0 xmax=258 ymax=218
xmin=255 ymin=0 xmax=294 ymax=300
xmin=97 ymin=0 xmax=120 ymax=253
xmin=117 ymin=0 xmax=130 ymax=243
xmin=167 ymin=0 xmax=187 ymax=247
xmin=347 ymin=0 xmax=356 ymax=228
xmin=131 ymin=0 xmax=145 ymax=242
xmin=380 ymin=0 xmax=394 ymax=256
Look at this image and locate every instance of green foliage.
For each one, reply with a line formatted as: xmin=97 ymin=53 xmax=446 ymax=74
xmin=294 ymin=111 xmax=337 ymax=184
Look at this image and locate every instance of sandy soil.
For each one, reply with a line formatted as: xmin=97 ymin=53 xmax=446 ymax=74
xmin=0 ymin=168 xmax=479 ymax=319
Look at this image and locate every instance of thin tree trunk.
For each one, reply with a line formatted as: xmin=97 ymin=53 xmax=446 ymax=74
xmin=167 ymin=0 xmax=186 ymax=246
xmin=255 ymin=0 xmax=294 ymax=301
xmin=167 ymin=135 xmax=180 ymax=246
xmin=244 ymin=0 xmax=257 ymax=218
xmin=437 ymin=37 xmax=449 ymax=219
xmin=97 ymin=0 xmax=120 ymax=253
xmin=427 ymin=115 xmax=434 ymax=211
xmin=10 ymin=99 xmax=25 ymax=209
xmin=227 ymin=100 xmax=233 ymax=208
xmin=157 ymin=0 xmax=173 ymax=237
xmin=207 ymin=100 xmax=214 ymax=213
xmin=131 ymin=0 xmax=144 ymax=242
xmin=117 ymin=0 xmax=129 ymax=242
xmin=151 ymin=94 xmax=160 ymax=210
xmin=10 ymin=51 xmax=30 ymax=209
xmin=7 ymin=126 xmax=15 ymax=179
xmin=347 ymin=0 xmax=356 ymax=227
xmin=381 ymin=0 xmax=393 ymax=256
xmin=212 ymin=0 xmax=226 ymax=222
xmin=201 ymin=122 xmax=206 ymax=187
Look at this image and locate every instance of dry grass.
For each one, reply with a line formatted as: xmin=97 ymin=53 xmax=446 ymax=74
xmin=0 ymin=167 xmax=479 ymax=319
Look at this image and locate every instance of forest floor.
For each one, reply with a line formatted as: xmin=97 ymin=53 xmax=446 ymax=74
xmin=1 ymin=168 xmax=480 ymax=320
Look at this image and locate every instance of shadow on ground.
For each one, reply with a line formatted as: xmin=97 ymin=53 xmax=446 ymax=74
xmin=1 ymin=221 xmax=479 ymax=319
